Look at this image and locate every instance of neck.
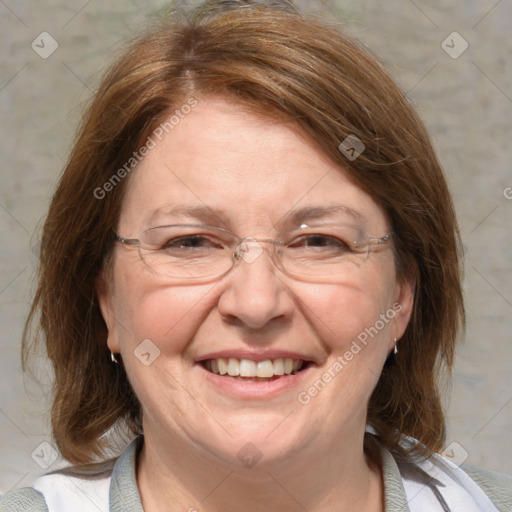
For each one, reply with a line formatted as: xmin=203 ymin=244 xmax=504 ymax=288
xmin=136 ymin=429 xmax=384 ymax=512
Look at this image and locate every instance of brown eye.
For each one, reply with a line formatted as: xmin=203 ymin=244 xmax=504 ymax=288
xmin=163 ymin=235 xmax=222 ymax=251
xmin=289 ymin=235 xmax=351 ymax=251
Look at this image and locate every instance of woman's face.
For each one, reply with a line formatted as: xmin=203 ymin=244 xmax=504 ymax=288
xmin=98 ymin=97 xmax=413 ymax=468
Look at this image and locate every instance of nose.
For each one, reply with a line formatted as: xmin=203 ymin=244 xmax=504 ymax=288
xmin=217 ymin=239 xmax=295 ymax=330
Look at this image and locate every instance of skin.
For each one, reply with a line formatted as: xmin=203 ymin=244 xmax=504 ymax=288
xmin=98 ymin=97 xmax=414 ymax=512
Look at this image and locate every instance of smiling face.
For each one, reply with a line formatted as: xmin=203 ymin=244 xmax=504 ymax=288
xmin=98 ymin=97 xmax=414 ymax=470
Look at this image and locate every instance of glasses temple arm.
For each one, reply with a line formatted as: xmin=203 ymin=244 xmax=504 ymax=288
xmin=114 ymin=233 xmax=140 ymax=246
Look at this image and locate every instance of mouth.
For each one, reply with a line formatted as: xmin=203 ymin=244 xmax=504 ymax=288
xmin=199 ymin=357 xmax=313 ymax=382
xmin=196 ymin=356 xmax=316 ymax=398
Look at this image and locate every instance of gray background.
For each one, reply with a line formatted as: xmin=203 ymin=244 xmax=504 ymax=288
xmin=1 ymin=0 xmax=511 ymax=494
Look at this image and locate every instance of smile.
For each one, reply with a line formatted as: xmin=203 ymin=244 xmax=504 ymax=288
xmin=202 ymin=357 xmax=309 ymax=379
xmin=196 ymin=357 xmax=314 ymax=398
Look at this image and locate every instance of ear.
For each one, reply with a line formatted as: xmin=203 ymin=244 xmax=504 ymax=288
xmin=388 ymin=275 xmax=415 ymax=351
xmin=96 ymin=273 xmax=120 ymax=354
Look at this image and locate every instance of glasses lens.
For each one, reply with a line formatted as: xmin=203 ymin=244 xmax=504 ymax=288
xmin=139 ymin=225 xmax=235 ymax=279
xmin=279 ymin=223 xmax=370 ymax=277
xmin=134 ymin=223 xmax=383 ymax=281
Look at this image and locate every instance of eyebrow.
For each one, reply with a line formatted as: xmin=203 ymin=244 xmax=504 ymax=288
xmin=145 ymin=204 xmax=228 ymax=228
xmin=145 ymin=204 xmax=366 ymax=230
xmin=278 ymin=205 xmax=367 ymax=229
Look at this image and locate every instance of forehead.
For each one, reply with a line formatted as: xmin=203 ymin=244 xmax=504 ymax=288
xmin=119 ymin=97 xmax=388 ymax=234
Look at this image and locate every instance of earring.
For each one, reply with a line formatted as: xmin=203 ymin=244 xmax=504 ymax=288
xmin=111 ymin=351 xmax=119 ymax=364
xmin=393 ymin=338 xmax=398 ymax=355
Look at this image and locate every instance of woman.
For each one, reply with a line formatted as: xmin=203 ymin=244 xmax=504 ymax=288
xmin=2 ymin=0 xmax=510 ymax=510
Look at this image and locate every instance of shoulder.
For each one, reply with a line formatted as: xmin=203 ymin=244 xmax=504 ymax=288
xmin=0 ymin=487 xmax=48 ymax=512
xmin=0 ymin=463 xmax=113 ymax=512
xmin=391 ymin=444 xmax=511 ymax=512
xmin=377 ymin=434 xmax=511 ymax=512
xmin=460 ymin=462 xmax=512 ymax=511
xmin=0 ymin=439 xmax=143 ymax=512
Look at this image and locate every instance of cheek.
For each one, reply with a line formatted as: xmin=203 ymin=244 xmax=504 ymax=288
xmin=295 ymin=271 xmax=396 ymax=355
xmin=111 ymin=263 xmax=218 ymax=355
xmin=295 ymin=275 xmax=399 ymax=414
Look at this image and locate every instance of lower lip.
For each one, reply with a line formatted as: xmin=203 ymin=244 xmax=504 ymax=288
xmin=195 ymin=363 xmax=314 ymax=399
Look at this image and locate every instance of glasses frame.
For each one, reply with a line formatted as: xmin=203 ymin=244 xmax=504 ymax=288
xmin=114 ymin=223 xmax=394 ymax=283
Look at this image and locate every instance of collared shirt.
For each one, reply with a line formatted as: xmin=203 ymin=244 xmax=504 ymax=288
xmin=2 ymin=436 xmax=511 ymax=511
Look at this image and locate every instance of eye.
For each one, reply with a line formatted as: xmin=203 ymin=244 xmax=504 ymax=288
xmin=288 ymin=234 xmax=352 ymax=251
xmin=162 ymin=235 xmax=223 ymax=251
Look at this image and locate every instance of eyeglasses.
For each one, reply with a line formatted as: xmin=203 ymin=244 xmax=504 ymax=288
xmin=114 ymin=223 xmax=393 ymax=283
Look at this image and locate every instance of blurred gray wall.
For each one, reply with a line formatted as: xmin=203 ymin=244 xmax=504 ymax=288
xmin=1 ymin=0 xmax=511 ymax=493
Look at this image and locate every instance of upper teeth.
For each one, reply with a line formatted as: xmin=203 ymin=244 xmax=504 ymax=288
xmin=206 ymin=358 xmax=304 ymax=377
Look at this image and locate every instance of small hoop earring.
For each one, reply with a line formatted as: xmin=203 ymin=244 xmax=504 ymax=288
xmin=111 ymin=351 xmax=119 ymax=364
xmin=393 ymin=338 xmax=398 ymax=355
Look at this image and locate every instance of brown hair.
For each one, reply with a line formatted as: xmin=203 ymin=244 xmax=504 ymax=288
xmin=24 ymin=0 xmax=464 ymax=464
